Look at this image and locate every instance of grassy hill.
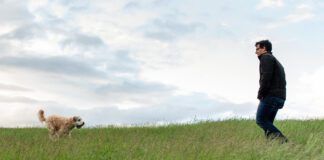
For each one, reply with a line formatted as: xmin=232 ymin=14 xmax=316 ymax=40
xmin=0 ymin=119 xmax=323 ymax=160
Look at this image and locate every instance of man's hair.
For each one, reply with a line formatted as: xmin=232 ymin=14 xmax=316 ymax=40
xmin=255 ymin=40 xmax=272 ymax=53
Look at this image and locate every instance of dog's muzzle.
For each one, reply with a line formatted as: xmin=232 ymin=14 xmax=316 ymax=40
xmin=76 ymin=122 xmax=85 ymax=129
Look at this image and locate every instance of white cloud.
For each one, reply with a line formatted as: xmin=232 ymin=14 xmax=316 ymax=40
xmin=296 ymin=67 xmax=324 ymax=107
xmin=282 ymin=67 xmax=324 ymax=119
xmin=139 ymin=37 xmax=259 ymax=104
xmin=266 ymin=4 xmax=315 ymax=29
xmin=0 ymin=25 xmax=15 ymax=36
xmin=0 ymin=83 xmax=32 ymax=92
xmin=0 ymin=93 xmax=256 ymax=127
xmin=285 ymin=4 xmax=314 ymax=23
xmin=256 ymin=0 xmax=284 ymax=10
xmin=0 ymin=0 xmax=323 ymax=127
xmin=140 ymin=18 xmax=205 ymax=41
xmin=0 ymin=0 xmax=33 ymax=25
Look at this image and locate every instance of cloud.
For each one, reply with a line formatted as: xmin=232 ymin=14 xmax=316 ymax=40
xmin=256 ymin=0 xmax=284 ymax=10
xmin=95 ymin=80 xmax=173 ymax=94
xmin=0 ymin=17 xmax=107 ymax=55
xmin=60 ymin=32 xmax=105 ymax=50
xmin=1 ymin=23 xmax=45 ymax=40
xmin=0 ymin=83 xmax=32 ymax=92
xmin=27 ymin=0 xmax=90 ymax=21
xmin=140 ymin=18 xmax=205 ymax=41
xmin=0 ymin=104 xmax=41 ymax=127
xmin=0 ymin=93 xmax=256 ymax=127
xmin=0 ymin=39 xmax=13 ymax=56
xmin=88 ymin=93 xmax=254 ymax=125
xmin=285 ymin=4 xmax=315 ymax=23
xmin=104 ymin=51 xmax=139 ymax=74
xmin=0 ymin=0 xmax=323 ymax=127
xmin=93 ymin=79 xmax=175 ymax=106
xmin=277 ymin=66 xmax=324 ymax=119
xmin=0 ymin=52 xmax=171 ymax=111
xmin=123 ymin=0 xmax=173 ymax=11
xmin=294 ymin=67 xmax=324 ymax=107
xmin=0 ymin=0 xmax=34 ymax=25
xmin=0 ymin=95 xmax=40 ymax=104
xmin=152 ymin=0 xmax=174 ymax=6
xmin=123 ymin=1 xmax=141 ymax=10
xmin=266 ymin=4 xmax=315 ymax=29
xmin=0 ymin=56 xmax=105 ymax=77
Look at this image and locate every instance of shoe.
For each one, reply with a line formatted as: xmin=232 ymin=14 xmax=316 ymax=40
xmin=266 ymin=132 xmax=288 ymax=144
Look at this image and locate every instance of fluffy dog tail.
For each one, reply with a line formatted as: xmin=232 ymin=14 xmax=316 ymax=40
xmin=38 ymin=109 xmax=46 ymax=122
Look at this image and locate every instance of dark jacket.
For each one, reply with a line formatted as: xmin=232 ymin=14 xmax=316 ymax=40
xmin=258 ymin=53 xmax=286 ymax=100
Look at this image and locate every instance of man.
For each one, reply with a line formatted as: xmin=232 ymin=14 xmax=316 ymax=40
xmin=255 ymin=40 xmax=288 ymax=143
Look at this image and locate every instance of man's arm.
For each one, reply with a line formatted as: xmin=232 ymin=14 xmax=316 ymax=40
xmin=258 ymin=55 xmax=274 ymax=100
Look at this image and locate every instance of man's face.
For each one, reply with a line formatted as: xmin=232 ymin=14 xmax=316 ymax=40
xmin=255 ymin=44 xmax=267 ymax=56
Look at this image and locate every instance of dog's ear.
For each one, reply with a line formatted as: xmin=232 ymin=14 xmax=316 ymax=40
xmin=73 ymin=116 xmax=78 ymax=122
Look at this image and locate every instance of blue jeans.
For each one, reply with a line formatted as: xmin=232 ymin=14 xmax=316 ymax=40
xmin=256 ymin=96 xmax=286 ymax=139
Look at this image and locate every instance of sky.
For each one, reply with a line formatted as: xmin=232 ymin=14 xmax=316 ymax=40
xmin=0 ymin=0 xmax=324 ymax=127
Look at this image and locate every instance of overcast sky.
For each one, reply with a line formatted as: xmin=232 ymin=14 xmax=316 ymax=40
xmin=1 ymin=0 xmax=324 ymax=127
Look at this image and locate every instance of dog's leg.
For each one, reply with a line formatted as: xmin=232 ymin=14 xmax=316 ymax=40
xmin=48 ymin=128 xmax=58 ymax=141
xmin=68 ymin=132 xmax=72 ymax=138
xmin=58 ymin=128 xmax=69 ymax=138
xmin=47 ymin=124 xmax=59 ymax=141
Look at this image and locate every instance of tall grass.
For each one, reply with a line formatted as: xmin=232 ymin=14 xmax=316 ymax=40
xmin=0 ymin=119 xmax=323 ymax=160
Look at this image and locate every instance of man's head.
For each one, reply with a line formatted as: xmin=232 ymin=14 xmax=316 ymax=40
xmin=255 ymin=40 xmax=272 ymax=56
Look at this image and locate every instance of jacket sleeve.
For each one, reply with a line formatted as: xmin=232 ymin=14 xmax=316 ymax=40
xmin=258 ymin=55 xmax=274 ymax=100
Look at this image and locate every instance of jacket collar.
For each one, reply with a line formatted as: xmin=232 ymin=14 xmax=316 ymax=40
xmin=258 ymin=52 xmax=272 ymax=60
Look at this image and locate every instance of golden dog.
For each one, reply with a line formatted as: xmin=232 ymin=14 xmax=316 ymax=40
xmin=38 ymin=109 xmax=85 ymax=140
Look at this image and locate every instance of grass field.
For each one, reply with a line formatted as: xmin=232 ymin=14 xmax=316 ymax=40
xmin=0 ymin=119 xmax=323 ymax=160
